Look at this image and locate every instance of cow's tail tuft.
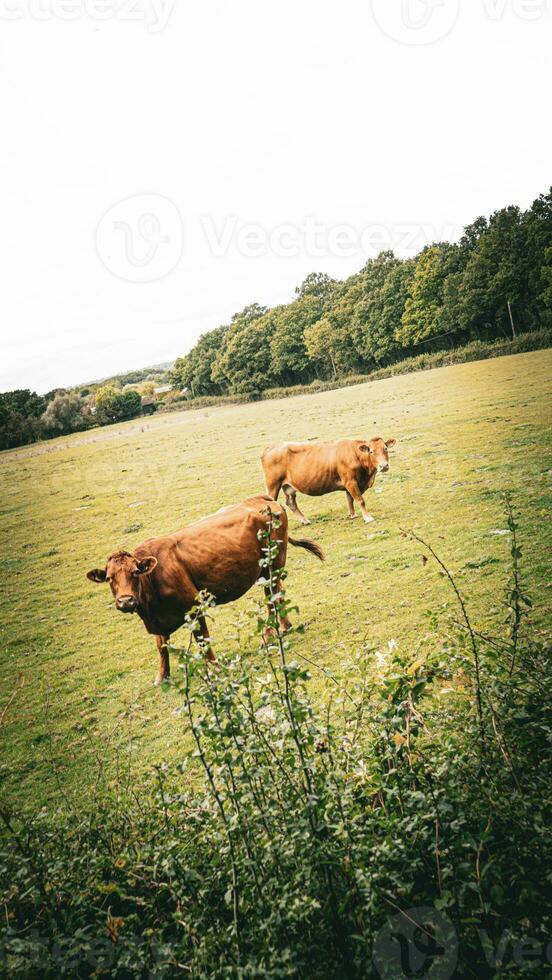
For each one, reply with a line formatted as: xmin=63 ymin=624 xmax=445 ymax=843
xmin=288 ymin=537 xmax=325 ymax=562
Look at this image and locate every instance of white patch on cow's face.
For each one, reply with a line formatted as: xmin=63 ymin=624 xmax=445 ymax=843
xmin=372 ymin=440 xmax=390 ymax=473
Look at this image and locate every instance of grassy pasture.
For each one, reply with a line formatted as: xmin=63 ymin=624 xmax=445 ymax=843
xmin=1 ymin=350 xmax=551 ymax=810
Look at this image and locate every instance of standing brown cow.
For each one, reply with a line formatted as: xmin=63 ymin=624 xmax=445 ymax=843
xmin=262 ymin=437 xmax=396 ymax=525
xmin=86 ymin=495 xmax=324 ymax=685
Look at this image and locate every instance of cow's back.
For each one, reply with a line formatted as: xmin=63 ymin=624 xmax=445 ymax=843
xmin=263 ymin=441 xmax=342 ymax=495
xmin=170 ymin=495 xmax=287 ymax=604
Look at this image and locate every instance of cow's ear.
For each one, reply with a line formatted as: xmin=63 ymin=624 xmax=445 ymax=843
xmin=136 ymin=556 xmax=157 ymax=575
xmin=87 ymin=568 xmax=106 ymax=583
xmin=385 ymin=438 xmax=396 ymax=448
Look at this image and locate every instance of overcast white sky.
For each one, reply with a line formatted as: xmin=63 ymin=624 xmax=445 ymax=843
xmin=0 ymin=0 xmax=550 ymax=393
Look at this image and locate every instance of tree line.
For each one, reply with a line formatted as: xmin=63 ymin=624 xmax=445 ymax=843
xmin=169 ymin=188 xmax=551 ymax=396
xmin=1 ymin=188 xmax=550 ymax=451
xmin=0 ymin=385 xmax=143 ymax=452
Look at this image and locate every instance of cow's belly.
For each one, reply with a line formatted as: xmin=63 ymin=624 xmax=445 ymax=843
xmin=288 ymin=465 xmax=340 ymax=496
xmin=195 ymin=556 xmax=261 ymax=605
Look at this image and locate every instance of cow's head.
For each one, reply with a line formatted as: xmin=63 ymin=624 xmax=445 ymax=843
xmin=357 ymin=437 xmax=396 ymax=473
xmin=87 ymin=551 xmax=157 ymax=613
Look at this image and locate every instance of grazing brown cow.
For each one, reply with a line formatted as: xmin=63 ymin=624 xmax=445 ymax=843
xmin=86 ymin=495 xmax=324 ymax=685
xmin=262 ymin=437 xmax=396 ymax=525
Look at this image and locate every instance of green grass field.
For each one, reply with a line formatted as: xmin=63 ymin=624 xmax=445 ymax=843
xmin=1 ymin=350 xmax=551 ymax=811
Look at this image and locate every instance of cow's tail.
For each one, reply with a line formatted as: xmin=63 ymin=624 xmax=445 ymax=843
xmin=288 ymin=537 xmax=325 ymax=562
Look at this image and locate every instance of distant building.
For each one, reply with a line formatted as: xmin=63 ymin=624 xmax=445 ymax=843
xmin=154 ymin=384 xmax=172 ymax=395
xmin=141 ymin=397 xmax=156 ymax=416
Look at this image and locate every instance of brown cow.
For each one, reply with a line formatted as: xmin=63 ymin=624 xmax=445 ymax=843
xmin=262 ymin=437 xmax=396 ymax=525
xmin=86 ymin=495 xmax=324 ymax=685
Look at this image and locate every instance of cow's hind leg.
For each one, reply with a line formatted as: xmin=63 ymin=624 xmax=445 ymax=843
xmin=282 ymin=483 xmax=310 ymax=526
xmin=155 ymin=634 xmax=171 ymax=685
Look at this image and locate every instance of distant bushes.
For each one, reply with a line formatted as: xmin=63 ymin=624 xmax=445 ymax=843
xmin=1 ymin=506 xmax=551 ymax=977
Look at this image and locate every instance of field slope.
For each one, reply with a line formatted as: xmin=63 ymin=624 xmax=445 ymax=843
xmin=1 ymin=350 xmax=551 ymax=809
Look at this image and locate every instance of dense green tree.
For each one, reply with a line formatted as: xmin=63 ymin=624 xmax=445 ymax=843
xmin=397 ymin=244 xmax=452 ymax=348
xmin=94 ymin=385 xmax=141 ymax=424
xmin=454 ymin=206 xmax=531 ymax=340
xmin=0 ymin=389 xmax=45 ymax=420
xmin=169 ymin=325 xmax=229 ymax=397
xmin=303 ymin=311 xmax=360 ymax=378
xmin=350 ymin=251 xmax=405 ymax=365
xmin=295 ymin=272 xmax=337 ymax=303
xmin=210 ymin=304 xmax=270 ymax=392
xmin=303 ymin=272 xmax=368 ymax=378
xmin=523 ymin=189 xmax=552 ymax=327
xmin=211 ymin=309 xmax=279 ymax=394
xmin=41 ymin=392 xmax=87 ymax=435
xmin=269 ymin=296 xmax=324 ymax=384
xmin=539 ymin=246 xmax=552 ymax=312
xmin=0 ymin=389 xmax=46 ymax=451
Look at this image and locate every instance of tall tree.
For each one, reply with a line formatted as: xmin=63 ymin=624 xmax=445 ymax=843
xmin=454 ymin=206 xmax=531 ymax=339
xmin=523 ymin=189 xmax=552 ymax=327
xmin=169 ymin=324 xmax=229 ymax=397
xmin=351 ymin=251 xmax=405 ymax=366
xmin=270 ymin=295 xmax=324 ymax=384
xmin=295 ymin=272 xmax=337 ymax=303
xmin=397 ymin=244 xmax=452 ymax=348
xmin=211 ymin=308 xmax=278 ymax=394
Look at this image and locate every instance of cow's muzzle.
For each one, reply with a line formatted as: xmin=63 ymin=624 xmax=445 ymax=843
xmin=378 ymin=463 xmax=389 ymax=473
xmin=116 ymin=596 xmax=138 ymax=613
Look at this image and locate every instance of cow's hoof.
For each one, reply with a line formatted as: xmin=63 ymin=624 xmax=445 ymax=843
xmin=348 ymin=514 xmax=359 ymax=521
xmin=363 ymin=515 xmax=376 ymax=524
xmin=154 ymin=675 xmax=170 ymax=686
xmin=300 ymin=519 xmax=311 ymax=527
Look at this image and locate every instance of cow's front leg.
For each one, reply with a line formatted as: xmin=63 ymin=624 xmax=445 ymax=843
xmin=195 ymin=614 xmax=216 ymax=663
xmin=343 ymin=479 xmax=375 ymax=524
xmin=346 ymin=490 xmax=358 ymax=520
xmin=155 ymin=634 xmax=171 ymax=685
